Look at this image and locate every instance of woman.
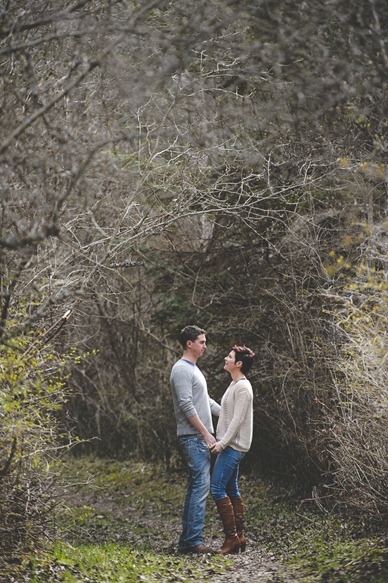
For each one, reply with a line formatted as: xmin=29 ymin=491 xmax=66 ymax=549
xmin=210 ymin=345 xmax=255 ymax=555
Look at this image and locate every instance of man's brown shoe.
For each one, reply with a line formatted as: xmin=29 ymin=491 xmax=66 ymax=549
xmin=187 ymin=543 xmax=215 ymax=554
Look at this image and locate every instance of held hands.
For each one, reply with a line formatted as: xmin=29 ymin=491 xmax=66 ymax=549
xmin=205 ymin=433 xmax=217 ymax=448
xmin=209 ymin=441 xmax=223 ymax=454
xmin=203 ymin=430 xmax=223 ymax=453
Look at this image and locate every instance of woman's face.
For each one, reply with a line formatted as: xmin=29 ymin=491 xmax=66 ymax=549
xmin=224 ymin=350 xmax=238 ymax=373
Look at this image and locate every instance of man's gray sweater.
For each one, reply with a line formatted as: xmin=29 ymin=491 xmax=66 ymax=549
xmin=170 ymin=359 xmax=220 ymax=436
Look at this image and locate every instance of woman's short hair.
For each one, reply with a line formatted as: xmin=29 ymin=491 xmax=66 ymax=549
xmin=180 ymin=325 xmax=206 ymax=348
xmin=232 ymin=345 xmax=255 ymax=374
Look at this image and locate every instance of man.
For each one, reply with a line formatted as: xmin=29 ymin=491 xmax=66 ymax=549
xmin=170 ymin=325 xmax=220 ymax=554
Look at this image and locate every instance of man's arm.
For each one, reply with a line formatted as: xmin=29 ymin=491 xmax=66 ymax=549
xmin=187 ymin=414 xmax=217 ymax=447
xmin=209 ymin=397 xmax=221 ymax=417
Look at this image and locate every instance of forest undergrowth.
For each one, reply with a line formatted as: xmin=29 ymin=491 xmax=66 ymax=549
xmin=2 ymin=457 xmax=387 ymax=583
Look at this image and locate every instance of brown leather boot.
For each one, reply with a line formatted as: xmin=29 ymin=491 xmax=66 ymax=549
xmin=230 ymin=496 xmax=246 ymax=552
xmin=215 ymin=497 xmax=241 ymax=555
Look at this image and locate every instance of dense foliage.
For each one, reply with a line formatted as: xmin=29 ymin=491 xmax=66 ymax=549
xmin=0 ymin=328 xmax=72 ymax=560
xmin=0 ymin=0 xmax=387 ymax=560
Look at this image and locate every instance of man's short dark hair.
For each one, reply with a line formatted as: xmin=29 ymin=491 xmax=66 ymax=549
xmin=180 ymin=325 xmax=206 ymax=349
xmin=232 ymin=345 xmax=255 ymax=375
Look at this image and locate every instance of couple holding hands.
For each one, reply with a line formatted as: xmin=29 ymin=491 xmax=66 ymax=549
xmin=170 ymin=325 xmax=255 ymax=555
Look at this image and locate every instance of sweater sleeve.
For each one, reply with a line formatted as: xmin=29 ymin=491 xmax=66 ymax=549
xmin=209 ymin=397 xmax=221 ymax=416
xmin=219 ymin=386 xmax=251 ymax=449
xmin=171 ymin=366 xmax=197 ymax=418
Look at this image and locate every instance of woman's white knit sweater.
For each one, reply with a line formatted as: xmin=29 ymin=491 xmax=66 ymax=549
xmin=216 ymin=378 xmax=253 ymax=452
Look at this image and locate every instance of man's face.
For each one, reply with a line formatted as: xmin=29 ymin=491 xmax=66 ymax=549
xmin=188 ymin=334 xmax=207 ymax=359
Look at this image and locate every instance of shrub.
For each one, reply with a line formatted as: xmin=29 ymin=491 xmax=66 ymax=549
xmin=323 ymin=266 xmax=388 ymax=516
xmin=0 ymin=333 xmax=73 ymax=561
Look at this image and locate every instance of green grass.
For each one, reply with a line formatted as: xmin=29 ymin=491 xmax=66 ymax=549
xmin=244 ymin=479 xmax=387 ymax=582
xmin=2 ymin=457 xmax=387 ymax=582
xmin=25 ymin=458 xmax=230 ymax=582
xmin=26 ymin=542 xmax=226 ymax=583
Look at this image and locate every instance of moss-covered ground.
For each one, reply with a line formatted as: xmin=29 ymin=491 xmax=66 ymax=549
xmin=3 ymin=457 xmax=387 ymax=582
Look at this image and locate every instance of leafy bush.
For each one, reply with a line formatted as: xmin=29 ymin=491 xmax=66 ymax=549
xmin=323 ymin=266 xmax=388 ymax=516
xmin=0 ymin=332 xmax=74 ymax=561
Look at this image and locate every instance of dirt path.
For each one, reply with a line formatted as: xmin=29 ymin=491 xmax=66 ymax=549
xmin=168 ymin=539 xmax=298 ymax=583
xmin=60 ymin=459 xmax=386 ymax=583
xmin=208 ymin=548 xmax=295 ymax=583
xmin=77 ymin=492 xmax=299 ymax=583
xmin=65 ymin=469 xmax=299 ymax=582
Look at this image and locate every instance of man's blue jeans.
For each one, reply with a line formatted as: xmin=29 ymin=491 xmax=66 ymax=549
xmin=210 ymin=446 xmax=245 ymax=501
xmin=178 ymin=435 xmax=211 ymax=550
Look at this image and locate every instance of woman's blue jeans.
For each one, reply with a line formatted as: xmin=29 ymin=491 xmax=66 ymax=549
xmin=178 ymin=435 xmax=211 ymax=550
xmin=210 ymin=446 xmax=245 ymax=501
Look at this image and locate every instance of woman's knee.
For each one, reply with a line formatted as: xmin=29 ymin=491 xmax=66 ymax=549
xmin=226 ymin=485 xmax=240 ymax=498
xmin=210 ymin=482 xmax=225 ymax=500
